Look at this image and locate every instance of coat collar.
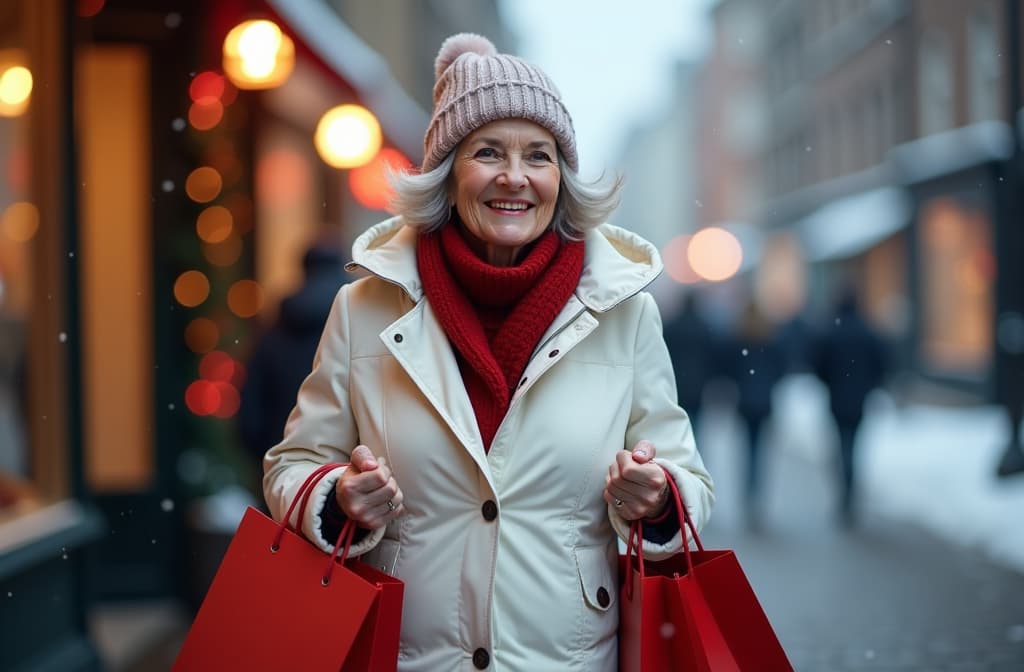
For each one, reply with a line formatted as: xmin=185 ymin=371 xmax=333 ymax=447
xmin=347 ymin=216 xmax=663 ymax=313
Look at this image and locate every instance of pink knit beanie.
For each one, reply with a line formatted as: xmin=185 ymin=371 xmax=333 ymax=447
xmin=422 ymin=33 xmax=578 ymax=173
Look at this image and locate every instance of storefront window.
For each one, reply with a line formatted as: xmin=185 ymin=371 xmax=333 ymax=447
xmin=0 ymin=0 xmax=70 ymax=521
xmin=919 ymin=197 xmax=995 ymax=376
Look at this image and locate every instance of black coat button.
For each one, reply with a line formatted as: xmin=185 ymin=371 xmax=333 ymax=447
xmin=393 ymin=333 xmax=403 ymax=343
xmin=473 ymin=648 xmax=490 ymax=669
xmin=548 ymin=349 xmax=559 ymax=357
xmin=481 ymin=500 xmax=498 ymax=521
xmin=596 ymin=586 xmax=610 ymax=607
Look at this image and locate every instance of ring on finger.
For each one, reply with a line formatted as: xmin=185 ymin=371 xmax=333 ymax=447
xmin=386 ymin=499 xmax=396 ymax=512
xmin=614 ymin=498 xmax=624 ymax=507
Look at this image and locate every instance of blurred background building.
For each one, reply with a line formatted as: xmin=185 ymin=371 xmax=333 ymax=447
xmin=0 ymin=0 xmax=1021 ymax=670
xmin=619 ymin=0 xmax=1022 ymax=412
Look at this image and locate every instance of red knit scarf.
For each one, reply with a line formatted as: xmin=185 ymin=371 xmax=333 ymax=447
xmin=417 ymin=223 xmax=584 ymax=450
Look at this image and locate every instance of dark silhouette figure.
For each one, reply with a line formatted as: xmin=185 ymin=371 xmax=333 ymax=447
xmin=724 ymin=299 xmax=787 ymax=529
xmin=239 ymin=243 xmax=348 ymax=496
xmin=994 ymin=313 xmax=1024 ymax=477
xmin=662 ymin=293 xmax=715 ymax=439
xmin=811 ymin=291 xmax=887 ymax=526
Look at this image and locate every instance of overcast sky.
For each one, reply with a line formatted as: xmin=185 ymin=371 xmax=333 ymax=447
xmin=498 ymin=0 xmax=716 ymax=178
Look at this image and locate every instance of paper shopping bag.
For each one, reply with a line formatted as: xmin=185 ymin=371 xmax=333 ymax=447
xmin=619 ymin=471 xmax=792 ymax=671
xmin=174 ymin=463 xmax=403 ymax=672
xmin=342 ymin=561 xmax=404 ymax=672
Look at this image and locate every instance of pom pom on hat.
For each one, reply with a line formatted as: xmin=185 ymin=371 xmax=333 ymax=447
xmin=434 ymin=33 xmax=497 ymax=80
xmin=423 ymin=32 xmax=578 ymax=172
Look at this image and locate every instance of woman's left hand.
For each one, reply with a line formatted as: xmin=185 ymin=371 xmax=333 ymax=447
xmin=603 ymin=440 xmax=670 ymax=521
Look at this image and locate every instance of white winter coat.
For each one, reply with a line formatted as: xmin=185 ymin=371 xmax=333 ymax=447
xmin=264 ymin=217 xmax=714 ymax=671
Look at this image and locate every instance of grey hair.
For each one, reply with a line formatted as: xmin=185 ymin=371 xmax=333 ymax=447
xmin=553 ymin=156 xmax=623 ymax=240
xmin=387 ymin=151 xmax=623 ymax=239
xmin=387 ymin=152 xmax=455 ymax=231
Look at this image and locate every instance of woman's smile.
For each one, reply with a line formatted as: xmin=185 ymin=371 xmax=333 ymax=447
xmin=451 ymin=118 xmax=561 ymax=266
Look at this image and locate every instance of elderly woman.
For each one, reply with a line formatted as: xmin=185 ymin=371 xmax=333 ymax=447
xmin=263 ymin=33 xmax=714 ymax=671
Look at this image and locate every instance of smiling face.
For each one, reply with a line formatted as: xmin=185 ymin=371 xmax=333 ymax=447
xmin=450 ymin=118 xmax=561 ymax=266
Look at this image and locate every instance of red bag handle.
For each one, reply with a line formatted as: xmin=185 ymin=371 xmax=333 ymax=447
xmin=271 ymin=462 xmax=359 ymax=586
xmin=624 ymin=466 xmax=703 ymax=600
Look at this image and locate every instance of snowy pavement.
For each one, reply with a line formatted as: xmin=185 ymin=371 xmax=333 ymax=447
xmin=771 ymin=374 xmax=1024 ymax=574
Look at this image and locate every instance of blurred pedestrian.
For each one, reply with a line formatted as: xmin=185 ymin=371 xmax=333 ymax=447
xmin=262 ymin=33 xmax=713 ymax=670
xmin=238 ymin=240 xmax=348 ymax=500
xmin=663 ymin=292 xmax=715 ymax=440
xmin=811 ymin=290 xmax=887 ymax=526
xmin=725 ymin=298 xmax=787 ymax=530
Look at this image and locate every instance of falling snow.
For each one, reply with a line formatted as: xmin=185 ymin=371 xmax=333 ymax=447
xmin=58 ymin=332 xmax=67 ymax=343
xmin=171 ymin=118 xmax=186 ymax=132
xmin=742 ymin=348 xmax=749 ymax=356
xmin=162 ymin=180 xmax=175 ymax=192
xmin=161 ymin=498 xmax=175 ymax=512
xmin=165 ymin=13 xmax=182 ymax=29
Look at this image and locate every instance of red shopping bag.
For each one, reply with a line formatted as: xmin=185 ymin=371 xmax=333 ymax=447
xmin=174 ymin=463 xmax=403 ymax=672
xmin=619 ymin=471 xmax=792 ymax=671
xmin=343 ymin=561 xmax=404 ymax=671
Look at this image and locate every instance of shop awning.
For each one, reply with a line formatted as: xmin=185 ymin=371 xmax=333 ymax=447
xmin=797 ymin=186 xmax=911 ymax=262
xmin=890 ymin=120 xmax=1014 ymax=186
xmin=266 ymin=0 xmax=429 ymax=164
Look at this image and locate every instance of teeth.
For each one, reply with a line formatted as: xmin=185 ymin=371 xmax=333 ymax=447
xmin=489 ymin=201 xmax=529 ymax=210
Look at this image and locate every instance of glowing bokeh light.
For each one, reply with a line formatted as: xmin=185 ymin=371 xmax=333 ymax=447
xmin=662 ymin=234 xmax=701 ymax=284
xmin=314 ymin=104 xmax=381 ymax=169
xmin=350 ymin=147 xmax=412 ymax=211
xmin=212 ymin=381 xmax=241 ymax=418
xmin=185 ymin=166 xmax=223 ymax=203
xmin=184 ymin=317 xmax=219 ymax=353
xmin=222 ymin=20 xmax=294 ymax=90
xmin=687 ymin=227 xmax=743 ymax=282
xmin=196 ymin=205 xmax=233 ymax=243
xmin=173 ymin=270 xmax=210 ymax=307
xmin=189 ymin=100 xmax=224 ymax=131
xmin=0 ymin=64 xmax=32 ymax=117
xmin=189 ymin=71 xmax=225 ymax=104
xmin=199 ymin=352 xmax=247 ymax=390
xmin=199 ymin=350 xmax=235 ymax=382
xmin=1 ymin=202 xmax=39 ymax=242
xmin=227 ymin=279 xmax=263 ymax=318
xmin=185 ymin=379 xmax=219 ymax=416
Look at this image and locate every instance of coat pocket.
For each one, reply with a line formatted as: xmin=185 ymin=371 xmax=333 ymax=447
xmin=573 ymin=543 xmax=617 ymax=612
xmin=362 ymin=537 xmax=401 ymax=576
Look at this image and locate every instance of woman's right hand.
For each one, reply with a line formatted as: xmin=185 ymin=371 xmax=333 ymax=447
xmin=335 ymin=445 xmax=405 ymax=529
